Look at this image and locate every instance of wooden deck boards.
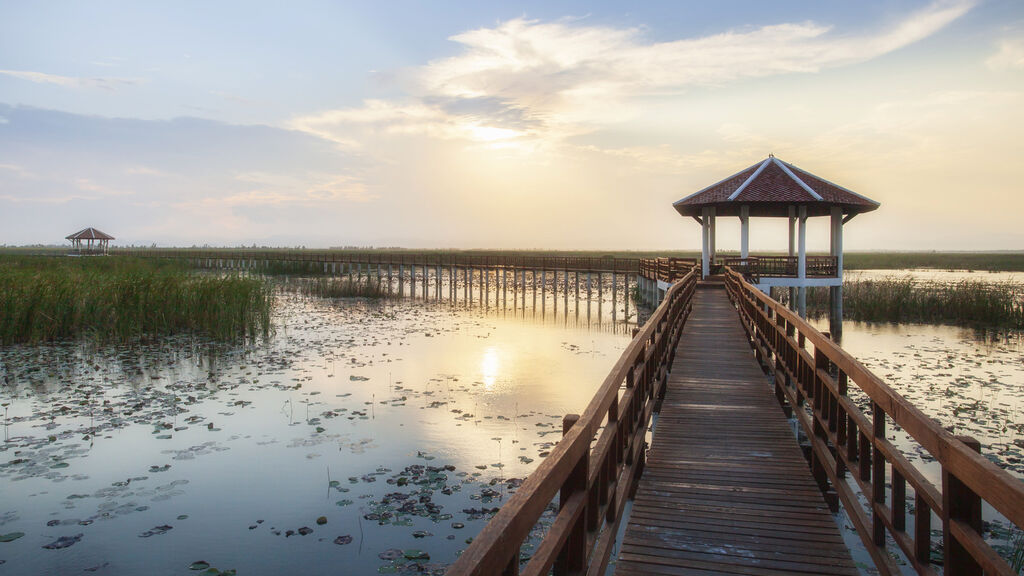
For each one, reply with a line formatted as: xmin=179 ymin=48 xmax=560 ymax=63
xmin=614 ymin=286 xmax=857 ymax=576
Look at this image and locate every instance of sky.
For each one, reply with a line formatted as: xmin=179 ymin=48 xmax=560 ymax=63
xmin=1 ymin=0 xmax=1022 ymax=251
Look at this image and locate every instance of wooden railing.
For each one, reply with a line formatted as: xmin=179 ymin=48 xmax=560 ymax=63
xmin=107 ymin=248 xmax=641 ymax=273
xmin=447 ymin=269 xmax=698 ymax=576
xmin=721 ymin=255 xmax=838 ymax=280
xmin=638 ymin=257 xmax=697 ymax=283
xmin=724 ymin=267 xmax=1024 ymax=576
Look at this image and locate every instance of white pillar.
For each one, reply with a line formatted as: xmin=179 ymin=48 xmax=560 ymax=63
xmin=740 ymin=205 xmax=750 ymax=259
xmin=788 ymin=206 xmax=796 ymax=257
xmin=798 ymin=205 xmax=807 ymax=280
xmin=831 ymin=206 xmax=844 ymax=278
xmin=701 ymin=207 xmax=710 ymax=278
xmin=709 ymin=207 xmax=717 ymax=269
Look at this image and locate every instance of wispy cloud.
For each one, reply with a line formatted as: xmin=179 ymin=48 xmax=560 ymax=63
xmin=987 ymin=37 xmax=1024 ymax=71
xmin=293 ymin=0 xmax=974 ymax=150
xmin=0 ymin=69 xmax=140 ymax=90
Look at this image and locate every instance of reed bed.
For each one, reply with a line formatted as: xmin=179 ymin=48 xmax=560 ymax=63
xmin=804 ymin=276 xmax=1024 ymax=328
xmin=291 ymin=277 xmax=390 ymax=299
xmin=0 ymin=255 xmax=273 ymax=344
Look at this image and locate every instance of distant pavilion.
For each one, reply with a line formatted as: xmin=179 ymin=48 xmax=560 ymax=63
xmin=673 ymin=155 xmax=879 ymax=322
xmin=66 ymin=227 xmax=114 ymax=255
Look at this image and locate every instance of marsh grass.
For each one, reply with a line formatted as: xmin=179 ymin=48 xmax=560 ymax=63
xmin=805 ymin=276 xmax=1024 ymax=328
xmin=294 ymin=277 xmax=389 ymax=299
xmin=0 ymin=255 xmax=273 ymax=344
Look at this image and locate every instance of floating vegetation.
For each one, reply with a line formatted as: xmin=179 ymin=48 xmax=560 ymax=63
xmin=804 ymin=276 xmax=1024 ymax=328
xmin=0 ymin=255 xmax=273 ymax=344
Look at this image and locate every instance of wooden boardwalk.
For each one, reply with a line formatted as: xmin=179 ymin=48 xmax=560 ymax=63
xmin=615 ymin=285 xmax=858 ymax=576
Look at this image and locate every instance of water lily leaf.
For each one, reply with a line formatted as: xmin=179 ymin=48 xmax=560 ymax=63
xmin=403 ymin=549 xmax=429 ymax=560
xmin=189 ymin=561 xmax=210 ymax=570
xmin=0 ymin=532 xmax=25 ymax=543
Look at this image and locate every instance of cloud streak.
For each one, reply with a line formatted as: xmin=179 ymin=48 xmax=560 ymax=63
xmin=0 ymin=69 xmax=140 ymax=90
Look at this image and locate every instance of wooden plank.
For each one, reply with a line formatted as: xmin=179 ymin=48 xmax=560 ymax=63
xmin=614 ymin=287 xmax=858 ymax=576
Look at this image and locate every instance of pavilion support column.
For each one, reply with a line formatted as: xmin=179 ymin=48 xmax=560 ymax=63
xmin=797 ymin=205 xmax=808 ymax=318
xmin=701 ymin=207 xmax=710 ymax=278
xmin=788 ymin=206 xmax=797 ymax=308
xmin=709 ymin=207 xmax=717 ymax=273
xmin=830 ymin=206 xmax=844 ymax=341
xmin=740 ymin=205 xmax=749 ymax=259
xmin=798 ymin=206 xmax=807 ymax=280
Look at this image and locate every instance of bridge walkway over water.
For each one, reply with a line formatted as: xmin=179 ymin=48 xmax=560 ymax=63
xmin=614 ymin=285 xmax=858 ymax=576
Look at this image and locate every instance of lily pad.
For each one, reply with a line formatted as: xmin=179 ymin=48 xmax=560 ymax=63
xmin=189 ymin=561 xmax=211 ymax=570
xmin=403 ymin=549 xmax=429 ymax=560
xmin=333 ymin=535 xmax=353 ymax=545
xmin=42 ymin=533 xmax=83 ymax=549
xmin=0 ymin=532 xmax=25 ymax=543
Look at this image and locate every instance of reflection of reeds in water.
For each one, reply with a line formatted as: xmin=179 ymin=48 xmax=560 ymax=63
xmin=803 ymin=276 xmax=1024 ymax=328
xmin=0 ymin=255 xmax=273 ymax=344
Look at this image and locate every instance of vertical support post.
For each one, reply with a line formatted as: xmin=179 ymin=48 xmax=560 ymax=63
xmin=611 ymin=273 xmax=617 ymax=319
xmin=740 ymin=204 xmax=749 ymax=259
xmin=701 ymin=208 xmax=710 ymax=279
xmin=709 ymin=206 xmax=717 ymax=272
xmin=871 ymin=402 xmax=886 ymax=547
xmin=555 ymin=414 xmax=587 ymax=576
xmin=943 ymin=436 xmax=982 ymax=576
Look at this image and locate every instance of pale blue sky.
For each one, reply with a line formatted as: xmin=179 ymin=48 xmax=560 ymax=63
xmin=1 ymin=1 xmax=1022 ymax=249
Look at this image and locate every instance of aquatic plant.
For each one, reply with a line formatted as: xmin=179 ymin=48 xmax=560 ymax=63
xmin=804 ymin=276 xmax=1024 ymax=328
xmin=295 ymin=277 xmax=390 ymax=299
xmin=0 ymin=255 xmax=273 ymax=344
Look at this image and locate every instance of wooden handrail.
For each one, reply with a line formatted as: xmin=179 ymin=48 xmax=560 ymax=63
xmin=723 ymin=266 xmax=1024 ymax=575
xmin=638 ymin=257 xmax=696 ymax=283
xmin=447 ymin=270 xmax=698 ymax=576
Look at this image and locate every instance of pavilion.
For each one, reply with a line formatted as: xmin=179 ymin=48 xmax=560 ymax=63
xmin=66 ymin=227 xmax=114 ymax=255
xmin=673 ymin=155 xmax=879 ymax=326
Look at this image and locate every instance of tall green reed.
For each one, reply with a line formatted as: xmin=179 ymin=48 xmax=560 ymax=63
xmin=0 ymin=255 xmax=273 ymax=344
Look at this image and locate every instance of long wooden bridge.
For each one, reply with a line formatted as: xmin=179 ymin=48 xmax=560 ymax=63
xmin=448 ymin=266 xmax=1024 ymax=576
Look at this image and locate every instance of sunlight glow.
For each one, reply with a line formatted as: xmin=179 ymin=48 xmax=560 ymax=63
xmin=481 ymin=347 xmax=500 ymax=391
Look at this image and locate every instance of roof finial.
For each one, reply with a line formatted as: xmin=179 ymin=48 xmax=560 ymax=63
xmin=769 ymin=152 xmax=774 ymax=158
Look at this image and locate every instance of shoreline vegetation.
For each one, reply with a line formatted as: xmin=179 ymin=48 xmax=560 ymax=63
xmin=0 ymin=255 xmax=273 ymax=345
xmin=803 ymin=276 xmax=1024 ymax=329
xmin=5 ymin=247 xmax=1024 ymax=272
xmin=292 ymin=277 xmax=390 ymax=299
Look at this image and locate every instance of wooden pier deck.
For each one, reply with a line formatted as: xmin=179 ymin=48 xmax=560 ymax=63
xmin=615 ymin=285 xmax=858 ymax=576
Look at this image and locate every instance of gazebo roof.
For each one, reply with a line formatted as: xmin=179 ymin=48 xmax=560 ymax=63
xmin=673 ymin=156 xmax=880 ymax=218
xmin=66 ymin=227 xmax=114 ymax=241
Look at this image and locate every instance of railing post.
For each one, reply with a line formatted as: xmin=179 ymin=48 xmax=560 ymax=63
xmin=813 ymin=346 xmax=834 ymax=510
xmin=943 ymin=436 xmax=982 ymax=576
xmin=555 ymin=414 xmax=587 ymax=576
xmin=871 ymin=401 xmax=886 ymax=547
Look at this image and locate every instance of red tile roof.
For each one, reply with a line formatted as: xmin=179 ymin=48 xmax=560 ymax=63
xmin=674 ymin=156 xmax=879 ymax=218
xmin=66 ymin=227 xmax=114 ymax=240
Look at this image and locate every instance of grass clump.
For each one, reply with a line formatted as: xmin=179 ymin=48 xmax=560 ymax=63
xmin=297 ymin=278 xmax=389 ymax=299
xmin=0 ymin=255 xmax=273 ymax=344
xmin=806 ymin=276 xmax=1024 ymax=328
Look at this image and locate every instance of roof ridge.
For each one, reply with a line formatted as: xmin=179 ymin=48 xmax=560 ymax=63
xmin=772 ymin=157 xmax=823 ymax=201
xmin=727 ymin=157 xmax=772 ymax=201
xmin=785 ymin=161 xmax=881 ymax=206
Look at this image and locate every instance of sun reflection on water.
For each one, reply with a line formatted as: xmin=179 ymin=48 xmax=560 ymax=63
xmin=481 ymin=346 xmax=500 ymax=390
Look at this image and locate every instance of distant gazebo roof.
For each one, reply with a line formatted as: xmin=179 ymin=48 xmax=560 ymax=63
xmin=673 ymin=156 xmax=880 ymax=218
xmin=66 ymin=227 xmax=115 ymax=241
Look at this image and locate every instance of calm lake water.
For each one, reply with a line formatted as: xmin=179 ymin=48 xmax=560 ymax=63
xmin=3 ymin=271 xmax=1023 ymax=574
xmin=0 ymin=290 xmax=633 ymax=575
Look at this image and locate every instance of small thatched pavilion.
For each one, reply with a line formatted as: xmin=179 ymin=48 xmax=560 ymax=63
xmin=673 ymin=155 xmax=879 ymax=329
xmin=66 ymin=227 xmax=114 ymax=255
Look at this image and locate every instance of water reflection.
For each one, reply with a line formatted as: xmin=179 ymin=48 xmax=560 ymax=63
xmin=0 ymin=292 xmax=629 ymax=575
